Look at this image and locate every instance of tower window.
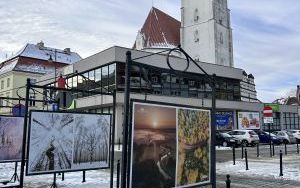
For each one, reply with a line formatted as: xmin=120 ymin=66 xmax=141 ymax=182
xmin=194 ymin=8 xmax=199 ymax=22
xmin=220 ymin=32 xmax=224 ymax=44
xmin=194 ymin=30 xmax=199 ymax=42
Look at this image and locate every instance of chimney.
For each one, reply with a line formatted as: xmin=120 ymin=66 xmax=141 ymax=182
xmin=64 ymin=48 xmax=71 ymax=55
xmin=37 ymin=41 xmax=44 ymax=49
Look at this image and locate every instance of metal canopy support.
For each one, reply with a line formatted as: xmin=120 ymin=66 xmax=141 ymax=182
xmin=120 ymin=51 xmax=132 ymax=188
xmin=120 ymin=46 xmax=217 ymax=188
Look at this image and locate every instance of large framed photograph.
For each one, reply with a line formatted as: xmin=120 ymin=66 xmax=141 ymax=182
xmin=0 ymin=116 xmax=24 ymax=163
xmin=130 ymin=100 xmax=211 ymax=188
xmin=26 ymin=111 xmax=111 ymax=175
xmin=237 ymin=111 xmax=260 ymax=130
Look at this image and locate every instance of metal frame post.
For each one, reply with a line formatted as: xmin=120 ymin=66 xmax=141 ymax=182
xmin=121 ymin=51 xmax=132 ymax=188
xmin=279 ymin=150 xmax=283 ymax=176
xmin=245 ymin=149 xmax=249 ymax=170
xmin=210 ymin=74 xmax=217 ymax=188
xmin=110 ymin=89 xmax=117 ymax=188
xmin=19 ymin=78 xmax=31 ymax=188
xmin=232 ymin=146 xmax=236 ymax=165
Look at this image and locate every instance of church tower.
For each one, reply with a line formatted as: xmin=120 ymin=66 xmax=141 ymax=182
xmin=181 ymin=0 xmax=234 ymax=67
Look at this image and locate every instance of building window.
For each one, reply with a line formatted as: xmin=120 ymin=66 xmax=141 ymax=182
xmin=151 ymin=76 xmax=158 ymax=83
xmin=194 ymin=30 xmax=199 ymax=42
xmin=1 ymin=80 xmax=4 ymax=89
xmin=7 ymin=78 xmax=10 ymax=88
xmin=220 ymin=32 xmax=224 ymax=44
xmin=194 ymin=8 xmax=199 ymax=22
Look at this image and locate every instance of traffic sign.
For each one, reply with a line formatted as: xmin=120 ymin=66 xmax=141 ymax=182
xmin=263 ymin=106 xmax=273 ymax=123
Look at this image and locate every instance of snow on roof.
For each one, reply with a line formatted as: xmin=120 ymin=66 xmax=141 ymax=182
xmin=0 ymin=60 xmax=18 ymax=75
xmin=134 ymin=7 xmax=181 ymax=49
xmin=4 ymin=42 xmax=81 ymax=65
xmin=18 ymin=43 xmax=81 ymax=64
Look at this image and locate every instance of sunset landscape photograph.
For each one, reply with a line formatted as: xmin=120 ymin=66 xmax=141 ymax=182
xmin=131 ymin=103 xmax=176 ymax=188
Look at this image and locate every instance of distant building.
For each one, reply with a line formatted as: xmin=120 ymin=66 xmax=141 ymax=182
xmin=133 ymin=7 xmax=181 ymax=53
xmin=0 ymin=41 xmax=81 ymax=115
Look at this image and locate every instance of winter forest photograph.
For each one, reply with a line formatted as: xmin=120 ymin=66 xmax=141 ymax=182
xmin=0 ymin=116 xmax=24 ymax=162
xmin=27 ymin=111 xmax=111 ymax=175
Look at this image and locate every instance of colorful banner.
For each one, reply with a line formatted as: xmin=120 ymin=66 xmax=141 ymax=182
xmin=130 ymin=101 xmax=211 ymax=188
xmin=0 ymin=116 xmax=24 ymax=162
xmin=215 ymin=111 xmax=234 ymax=130
xmin=27 ymin=111 xmax=111 ymax=175
xmin=237 ymin=112 xmax=260 ymax=130
xmin=264 ymin=104 xmax=279 ymax=112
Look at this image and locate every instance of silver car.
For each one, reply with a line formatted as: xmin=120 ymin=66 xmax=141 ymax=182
xmin=273 ymin=131 xmax=297 ymax=144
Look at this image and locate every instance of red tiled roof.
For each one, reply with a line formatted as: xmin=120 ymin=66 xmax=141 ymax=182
xmin=137 ymin=7 xmax=181 ymax=48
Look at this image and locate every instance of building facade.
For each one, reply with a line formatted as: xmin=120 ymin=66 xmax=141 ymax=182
xmin=38 ymin=46 xmax=300 ymax=142
xmin=0 ymin=42 xmax=81 ymax=115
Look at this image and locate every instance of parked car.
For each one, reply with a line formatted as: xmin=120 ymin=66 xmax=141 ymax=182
xmin=273 ymin=131 xmax=297 ymax=144
xmin=227 ymin=130 xmax=260 ymax=146
xmin=287 ymin=130 xmax=300 ymax=143
xmin=256 ymin=131 xmax=283 ymax=145
xmin=216 ymin=132 xmax=240 ymax=147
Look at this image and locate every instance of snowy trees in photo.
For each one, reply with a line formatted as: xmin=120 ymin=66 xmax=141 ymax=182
xmin=0 ymin=117 xmax=24 ymax=162
xmin=28 ymin=112 xmax=111 ymax=175
xmin=73 ymin=115 xmax=110 ymax=166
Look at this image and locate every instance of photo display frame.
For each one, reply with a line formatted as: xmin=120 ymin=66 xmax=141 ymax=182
xmin=130 ymin=100 xmax=211 ymax=188
xmin=26 ymin=110 xmax=112 ymax=175
xmin=0 ymin=116 xmax=24 ymax=163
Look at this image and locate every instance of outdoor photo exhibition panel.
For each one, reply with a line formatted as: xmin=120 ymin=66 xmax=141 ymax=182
xmin=130 ymin=101 xmax=211 ymax=188
xmin=26 ymin=111 xmax=111 ymax=175
xmin=215 ymin=111 xmax=234 ymax=131
xmin=0 ymin=116 xmax=24 ymax=163
xmin=237 ymin=111 xmax=261 ymax=130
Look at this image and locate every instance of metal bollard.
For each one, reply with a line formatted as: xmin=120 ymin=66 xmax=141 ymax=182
xmin=82 ymin=171 xmax=86 ymax=183
xmin=117 ymin=160 xmax=120 ymax=188
xmin=241 ymin=145 xmax=244 ymax=159
xmin=226 ymin=174 xmax=231 ymax=188
xmin=62 ymin=172 xmax=64 ymax=181
xmin=279 ymin=150 xmax=283 ymax=176
xmin=245 ymin=149 xmax=249 ymax=170
xmin=256 ymin=143 xmax=259 ymax=157
xmin=272 ymin=142 xmax=275 ymax=156
xmin=297 ymin=143 xmax=299 ymax=154
xmin=285 ymin=143 xmax=287 ymax=155
xmin=232 ymin=146 xmax=236 ymax=165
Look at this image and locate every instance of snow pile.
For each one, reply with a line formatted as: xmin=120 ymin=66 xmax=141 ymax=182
xmin=0 ymin=163 xmax=112 ymax=188
xmin=217 ymin=155 xmax=300 ymax=182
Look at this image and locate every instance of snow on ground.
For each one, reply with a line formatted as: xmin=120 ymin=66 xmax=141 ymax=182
xmin=0 ymin=163 xmax=113 ymax=188
xmin=217 ymin=154 xmax=300 ymax=182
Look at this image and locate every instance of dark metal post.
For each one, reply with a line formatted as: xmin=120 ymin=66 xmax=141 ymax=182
xmin=121 ymin=51 xmax=132 ymax=188
xmin=297 ymin=143 xmax=299 ymax=154
xmin=241 ymin=145 xmax=244 ymax=159
xmin=256 ymin=142 xmax=259 ymax=157
xmin=50 ymin=173 xmax=57 ymax=188
xmin=62 ymin=172 xmax=64 ymax=181
xmin=82 ymin=171 xmax=86 ymax=183
xmin=232 ymin=145 xmax=236 ymax=165
xmin=285 ymin=142 xmax=287 ymax=155
xmin=118 ymin=138 xmax=121 ymax=150
xmin=279 ymin=150 xmax=283 ymax=176
xmin=210 ymin=74 xmax=217 ymax=188
xmin=245 ymin=149 xmax=249 ymax=170
xmin=110 ymin=90 xmax=117 ymax=188
xmin=19 ymin=78 xmax=31 ymax=188
xmin=226 ymin=174 xmax=231 ymax=188
xmin=117 ymin=160 xmax=121 ymax=188
xmin=14 ymin=162 xmax=18 ymax=182
xmin=269 ymin=124 xmax=272 ymax=157
xmin=272 ymin=142 xmax=275 ymax=156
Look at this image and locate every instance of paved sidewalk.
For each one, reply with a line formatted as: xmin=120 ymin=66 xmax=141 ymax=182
xmin=216 ymin=174 xmax=300 ymax=188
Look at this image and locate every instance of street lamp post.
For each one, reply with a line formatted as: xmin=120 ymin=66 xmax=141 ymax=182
xmin=48 ymin=49 xmax=57 ymax=86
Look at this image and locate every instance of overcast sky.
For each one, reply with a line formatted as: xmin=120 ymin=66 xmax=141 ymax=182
xmin=0 ymin=0 xmax=299 ymax=102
